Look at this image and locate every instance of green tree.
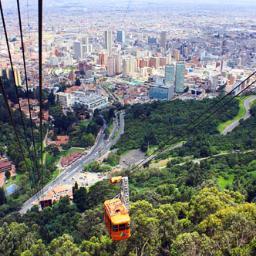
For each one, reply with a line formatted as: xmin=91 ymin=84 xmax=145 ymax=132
xmin=0 ymin=222 xmax=38 ymax=256
xmin=50 ymin=106 xmax=77 ymax=133
xmin=0 ymin=188 xmax=6 ymax=205
xmin=46 ymin=144 xmax=60 ymax=157
xmin=47 ymin=92 xmax=55 ymax=106
xmin=48 ymin=234 xmax=87 ymax=256
xmin=171 ymin=232 xmax=215 ymax=256
xmin=5 ymin=170 xmax=11 ymax=180
xmin=198 ymin=203 xmax=256 ymax=253
xmin=81 ymin=134 xmax=95 ymax=147
xmin=140 ymin=131 xmax=158 ymax=152
xmin=21 ymin=239 xmax=49 ymax=256
xmin=189 ymin=187 xmax=244 ymax=223
xmin=104 ymin=153 xmax=120 ymax=166
xmin=80 ymin=236 xmax=112 ymax=256
xmin=73 ymin=187 xmax=88 ymax=212
xmin=77 ymin=207 xmax=106 ymax=240
xmin=126 ymin=200 xmax=161 ymax=256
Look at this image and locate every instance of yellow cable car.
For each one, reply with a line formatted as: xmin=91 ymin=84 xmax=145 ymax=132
xmin=104 ymin=176 xmax=131 ymax=241
xmin=104 ymin=198 xmax=131 ymax=241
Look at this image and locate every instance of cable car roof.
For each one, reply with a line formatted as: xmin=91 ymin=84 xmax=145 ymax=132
xmin=104 ymin=198 xmax=130 ymax=225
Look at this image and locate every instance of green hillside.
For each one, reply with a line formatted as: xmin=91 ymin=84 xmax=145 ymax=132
xmin=1 ymin=97 xmax=256 ymax=255
xmin=116 ymin=97 xmax=239 ymax=153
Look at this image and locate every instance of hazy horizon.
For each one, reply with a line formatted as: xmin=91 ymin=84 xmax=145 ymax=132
xmin=1 ymin=0 xmax=256 ymax=9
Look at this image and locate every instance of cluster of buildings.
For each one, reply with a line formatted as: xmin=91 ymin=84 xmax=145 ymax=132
xmin=0 ymin=9 xmax=255 ymax=108
xmin=39 ymin=184 xmax=73 ymax=209
xmin=73 ymin=37 xmax=93 ymax=60
xmin=0 ymin=3 xmax=255 ymax=111
xmin=112 ymin=81 xmax=148 ymax=105
xmin=11 ymin=98 xmax=49 ymax=125
xmin=149 ymin=63 xmax=185 ymax=101
xmin=56 ymin=89 xmax=109 ymax=111
xmin=0 ymin=68 xmax=22 ymax=86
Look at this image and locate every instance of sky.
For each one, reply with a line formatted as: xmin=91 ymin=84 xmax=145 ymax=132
xmin=2 ymin=0 xmax=256 ymax=5
xmin=1 ymin=0 xmax=256 ymax=10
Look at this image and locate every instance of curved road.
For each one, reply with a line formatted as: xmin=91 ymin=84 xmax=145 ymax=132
xmin=20 ymin=111 xmax=125 ymax=214
xmin=222 ymin=95 xmax=256 ymax=135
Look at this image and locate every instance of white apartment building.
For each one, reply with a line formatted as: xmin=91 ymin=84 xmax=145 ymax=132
xmin=57 ymin=87 xmax=109 ymax=112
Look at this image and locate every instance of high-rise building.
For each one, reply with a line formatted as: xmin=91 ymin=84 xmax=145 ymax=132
xmin=175 ymin=62 xmax=185 ymax=93
xmin=81 ymin=37 xmax=89 ymax=46
xmin=98 ymin=52 xmax=108 ymax=66
xmin=173 ymin=49 xmax=180 ymax=61
xmin=56 ymin=92 xmax=73 ymax=109
xmin=107 ymin=56 xmax=116 ymax=77
xmin=149 ymin=57 xmax=160 ymax=69
xmin=148 ymin=37 xmax=157 ymax=45
xmin=165 ymin=64 xmax=175 ymax=83
xmin=160 ymin=31 xmax=167 ymax=48
xmin=167 ymin=54 xmax=172 ymax=64
xmin=160 ymin=57 xmax=167 ymax=67
xmin=180 ymin=44 xmax=189 ymax=58
xmin=81 ymin=37 xmax=93 ymax=58
xmin=117 ymin=31 xmax=125 ymax=44
xmin=210 ymin=75 xmax=219 ymax=92
xmin=4 ymin=68 xmax=22 ymax=86
xmin=73 ymin=41 xmax=81 ymax=59
xmin=74 ymin=37 xmax=93 ymax=60
xmin=149 ymin=78 xmax=174 ymax=101
xmin=114 ymin=54 xmax=122 ymax=74
xmin=123 ymin=57 xmax=137 ymax=77
xmin=13 ymin=69 xmax=22 ymax=86
xmin=104 ymin=31 xmax=113 ymax=55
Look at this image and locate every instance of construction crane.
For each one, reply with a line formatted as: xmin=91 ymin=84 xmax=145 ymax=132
xmin=104 ymin=176 xmax=131 ymax=241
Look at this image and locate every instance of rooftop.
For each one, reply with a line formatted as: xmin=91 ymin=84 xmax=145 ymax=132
xmin=39 ymin=184 xmax=73 ymax=202
xmin=0 ymin=158 xmax=12 ymax=170
xmin=104 ymin=198 xmax=130 ymax=225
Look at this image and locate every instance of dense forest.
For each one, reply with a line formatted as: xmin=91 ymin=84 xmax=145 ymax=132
xmin=1 ymin=154 xmax=256 ymax=255
xmin=0 ymin=95 xmax=256 ymax=255
xmin=115 ymin=97 xmax=239 ymax=153
xmin=169 ymin=104 xmax=256 ymax=159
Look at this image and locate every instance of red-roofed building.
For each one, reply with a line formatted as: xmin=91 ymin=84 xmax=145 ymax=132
xmin=39 ymin=184 xmax=73 ymax=209
xmin=0 ymin=159 xmax=12 ymax=173
xmin=60 ymin=152 xmax=82 ymax=167
xmin=56 ymin=135 xmax=69 ymax=147
xmin=64 ymin=86 xmax=81 ymax=93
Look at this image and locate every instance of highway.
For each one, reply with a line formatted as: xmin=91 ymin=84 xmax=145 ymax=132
xmin=20 ymin=111 xmax=125 ymax=214
xmin=222 ymin=95 xmax=256 ymax=135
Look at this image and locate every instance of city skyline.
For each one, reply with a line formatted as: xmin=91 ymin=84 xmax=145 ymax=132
xmin=0 ymin=0 xmax=256 ymax=254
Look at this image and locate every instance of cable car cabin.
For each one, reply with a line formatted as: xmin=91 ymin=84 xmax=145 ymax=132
xmin=104 ymin=198 xmax=131 ymax=241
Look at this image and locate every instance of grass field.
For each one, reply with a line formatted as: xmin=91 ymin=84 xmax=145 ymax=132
xmin=150 ymin=158 xmax=171 ymax=168
xmin=60 ymin=147 xmax=85 ymax=157
xmin=218 ymin=96 xmax=248 ymax=133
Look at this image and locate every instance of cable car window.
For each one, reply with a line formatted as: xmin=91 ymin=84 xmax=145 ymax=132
xmin=119 ymin=224 xmax=126 ymax=231
xmin=112 ymin=225 xmax=118 ymax=231
xmin=126 ymin=223 xmax=130 ymax=230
